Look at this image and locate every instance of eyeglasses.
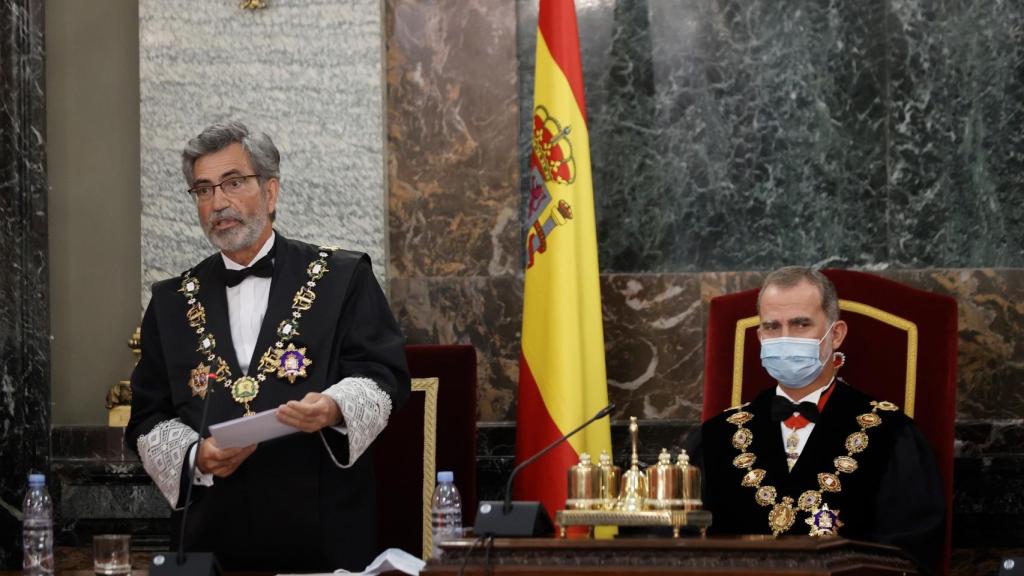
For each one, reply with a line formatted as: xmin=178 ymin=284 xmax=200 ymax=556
xmin=187 ymin=174 xmax=262 ymax=203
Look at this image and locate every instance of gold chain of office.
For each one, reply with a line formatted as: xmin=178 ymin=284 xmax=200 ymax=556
xmin=725 ymin=398 xmax=900 ymax=536
xmin=177 ymin=247 xmax=336 ymax=415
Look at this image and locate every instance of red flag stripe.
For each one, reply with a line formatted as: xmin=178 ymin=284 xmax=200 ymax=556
xmin=537 ymin=0 xmax=588 ymax=124
xmin=514 ymin=353 xmax=578 ymax=518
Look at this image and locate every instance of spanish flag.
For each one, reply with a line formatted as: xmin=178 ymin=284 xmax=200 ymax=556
xmin=515 ymin=0 xmax=612 ymax=522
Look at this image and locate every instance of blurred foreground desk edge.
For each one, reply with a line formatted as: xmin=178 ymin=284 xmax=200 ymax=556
xmin=424 ymin=536 xmax=918 ymax=575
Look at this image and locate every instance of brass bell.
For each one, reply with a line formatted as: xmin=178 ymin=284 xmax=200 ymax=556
xmin=676 ymin=449 xmax=703 ymax=510
xmin=616 ymin=417 xmax=648 ymax=511
xmin=566 ymin=452 xmax=603 ymax=510
xmin=646 ymin=448 xmax=683 ymax=509
xmin=596 ymin=450 xmax=621 ymax=510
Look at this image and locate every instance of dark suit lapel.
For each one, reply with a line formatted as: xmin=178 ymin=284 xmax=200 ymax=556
xmin=246 ymin=233 xmax=302 ymax=376
xmin=749 ymin=393 xmax=790 ymax=486
xmin=198 ymin=257 xmax=243 ymax=378
xmin=788 ymin=382 xmax=846 ymax=482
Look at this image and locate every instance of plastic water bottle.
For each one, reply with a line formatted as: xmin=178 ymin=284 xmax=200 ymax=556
xmin=430 ymin=471 xmax=462 ymax=559
xmin=22 ymin=473 xmax=54 ymax=576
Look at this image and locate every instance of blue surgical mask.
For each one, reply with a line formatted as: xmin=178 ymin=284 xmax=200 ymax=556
xmin=760 ymin=322 xmax=836 ymax=389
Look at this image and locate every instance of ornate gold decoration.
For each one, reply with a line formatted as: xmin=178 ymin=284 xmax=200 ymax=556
xmin=271 ymin=343 xmax=312 ymax=384
xmin=742 ymin=468 xmax=765 ymax=487
xmin=797 ymin=490 xmax=822 ymax=512
xmin=732 ymin=452 xmax=757 ymax=469
xmin=872 ymin=400 xmax=900 ymax=412
xmin=178 ymin=247 xmax=335 ymax=415
xmin=230 ymin=376 xmax=260 ymax=416
xmin=856 ymin=413 xmax=882 ymax=428
xmin=727 ymin=397 xmax=891 ymax=537
xmin=754 ymin=485 xmax=776 ymax=506
xmin=726 ymin=411 xmax=753 ymax=425
xmin=239 ymin=0 xmax=267 ymax=9
xmin=806 ymin=503 xmax=844 ymax=536
xmin=845 ymin=431 xmax=869 ymax=453
xmin=768 ymin=497 xmax=797 ymax=535
xmin=817 ymin=472 xmax=841 ymax=492
xmin=834 ymin=456 xmax=858 ymax=474
xmin=731 ymin=428 xmax=753 ymax=450
xmin=189 ymin=362 xmax=211 ymax=398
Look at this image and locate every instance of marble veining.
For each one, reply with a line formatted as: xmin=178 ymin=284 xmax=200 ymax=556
xmin=0 ymin=0 xmax=50 ymax=569
xmin=386 ymin=0 xmax=520 ymax=279
xmin=140 ymin=0 xmax=387 ymax=304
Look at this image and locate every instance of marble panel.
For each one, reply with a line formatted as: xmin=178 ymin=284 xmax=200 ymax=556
xmin=390 ymin=276 xmax=523 ymax=422
xmin=519 ymin=0 xmax=892 ymax=272
xmin=886 ymin=0 xmax=1024 ymax=268
xmin=602 ymin=274 xmax=704 ymax=420
xmin=0 ymin=0 xmax=50 ymax=569
xmin=386 ymin=0 xmax=520 ymax=279
xmin=876 ymin=269 xmax=1024 ymax=420
xmin=140 ymin=0 xmax=387 ymax=303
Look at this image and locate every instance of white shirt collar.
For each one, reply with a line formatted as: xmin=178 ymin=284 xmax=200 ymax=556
xmin=221 ymin=231 xmax=276 ymax=270
xmin=775 ymin=376 xmax=834 ymax=405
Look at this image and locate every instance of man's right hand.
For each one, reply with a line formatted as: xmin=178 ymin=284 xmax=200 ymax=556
xmin=196 ymin=437 xmax=257 ymax=478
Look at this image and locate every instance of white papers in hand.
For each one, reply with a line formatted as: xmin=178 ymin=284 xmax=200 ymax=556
xmin=332 ymin=547 xmax=425 ymax=575
xmin=208 ymin=408 xmax=298 ymax=448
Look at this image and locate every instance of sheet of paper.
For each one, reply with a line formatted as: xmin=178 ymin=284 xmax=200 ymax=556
xmin=208 ymin=408 xmax=298 ymax=448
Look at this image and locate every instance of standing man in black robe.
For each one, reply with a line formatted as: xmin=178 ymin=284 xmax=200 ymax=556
xmin=692 ymin=267 xmax=944 ymax=574
xmin=127 ymin=121 xmax=410 ymax=572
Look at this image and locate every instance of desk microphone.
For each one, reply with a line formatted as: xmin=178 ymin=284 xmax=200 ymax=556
xmin=474 ymin=403 xmax=615 ymax=537
xmin=150 ymin=375 xmax=222 ymax=576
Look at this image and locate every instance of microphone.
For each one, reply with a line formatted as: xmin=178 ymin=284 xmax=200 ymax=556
xmin=151 ymin=375 xmax=222 ymax=576
xmin=474 ymin=403 xmax=615 ymax=537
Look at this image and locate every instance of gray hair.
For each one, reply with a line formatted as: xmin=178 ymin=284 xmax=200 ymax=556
xmin=757 ymin=266 xmax=840 ymax=323
xmin=181 ymin=120 xmax=280 ymax=186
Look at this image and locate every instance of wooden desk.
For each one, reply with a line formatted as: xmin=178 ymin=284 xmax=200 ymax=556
xmin=424 ymin=536 xmax=918 ymax=575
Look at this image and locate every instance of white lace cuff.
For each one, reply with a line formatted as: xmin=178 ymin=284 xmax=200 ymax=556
xmin=136 ymin=418 xmax=199 ymax=509
xmin=319 ymin=377 xmax=393 ymax=468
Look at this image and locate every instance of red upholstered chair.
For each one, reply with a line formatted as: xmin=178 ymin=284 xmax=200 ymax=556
xmin=373 ymin=344 xmax=478 ymax=559
xmin=702 ymin=269 xmax=956 ymax=575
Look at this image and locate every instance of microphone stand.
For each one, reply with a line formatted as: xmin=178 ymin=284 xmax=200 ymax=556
xmin=475 ymin=403 xmax=615 ymax=537
xmin=151 ymin=375 xmax=221 ymax=576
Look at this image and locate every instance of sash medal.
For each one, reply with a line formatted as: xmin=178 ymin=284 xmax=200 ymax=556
xmin=179 ymin=248 xmax=333 ymax=415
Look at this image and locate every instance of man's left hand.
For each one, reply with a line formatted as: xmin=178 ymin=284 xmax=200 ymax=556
xmin=276 ymin=392 xmax=344 ymax=432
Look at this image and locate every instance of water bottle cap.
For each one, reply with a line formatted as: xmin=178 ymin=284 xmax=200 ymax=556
xmin=28 ymin=473 xmax=45 ymax=486
xmin=437 ymin=471 xmax=454 ymax=483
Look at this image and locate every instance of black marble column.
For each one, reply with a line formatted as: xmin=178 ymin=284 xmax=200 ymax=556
xmin=0 ymin=0 xmax=49 ymax=569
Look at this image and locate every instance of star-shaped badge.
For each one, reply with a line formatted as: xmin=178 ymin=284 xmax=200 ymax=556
xmin=274 ymin=343 xmax=312 ymax=384
xmin=806 ymin=503 xmax=844 ymax=536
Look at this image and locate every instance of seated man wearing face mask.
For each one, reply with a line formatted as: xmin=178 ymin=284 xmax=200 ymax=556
xmin=690 ymin=267 xmax=944 ymax=574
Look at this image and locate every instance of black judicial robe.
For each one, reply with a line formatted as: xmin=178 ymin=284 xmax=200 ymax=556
xmin=126 ymin=233 xmax=410 ymax=572
xmin=692 ymin=382 xmax=944 ymax=574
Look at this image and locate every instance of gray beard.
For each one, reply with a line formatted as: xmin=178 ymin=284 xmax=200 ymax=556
xmin=204 ymin=207 xmax=268 ymax=256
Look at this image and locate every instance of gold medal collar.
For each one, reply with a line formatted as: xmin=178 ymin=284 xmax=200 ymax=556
xmin=725 ymin=392 xmax=898 ymax=536
xmin=178 ymin=247 xmax=334 ymax=415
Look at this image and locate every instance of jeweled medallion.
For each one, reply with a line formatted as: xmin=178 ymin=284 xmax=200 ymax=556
xmin=755 ymin=485 xmax=777 ymax=506
xmin=872 ymin=400 xmax=899 ymax=412
xmin=732 ymin=428 xmax=753 ymax=450
xmin=276 ymin=319 xmax=300 ymax=341
xmin=197 ymin=333 xmax=216 ymax=353
xmin=817 ymin=472 xmax=842 ymax=492
xmin=726 ymin=411 xmax=753 ymax=426
xmin=742 ymin=468 xmax=766 ymax=488
xmin=188 ymin=362 xmax=211 ymax=398
xmin=805 ymin=504 xmax=844 ymax=537
xmin=231 ymin=376 xmax=260 ymax=416
xmin=834 ymin=456 xmax=858 ymax=474
xmin=306 ymin=259 xmax=329 ymax=280
xmin=856 ymin=413 xmax=882 ymax=428
xmin=797 ymin=490 xmax=822 ymax=512
xmin=179 ymin=276 xmax=200 ymax=297
xmin=845 ymin=431 xmax=869 ymax=453
xmin=768 ymin=497 xmax=797 ymax=535
xmin=733 ymin=452 xmax=757 ymax=469
xmin=273 ymin=343 xmax=312 ymax=384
